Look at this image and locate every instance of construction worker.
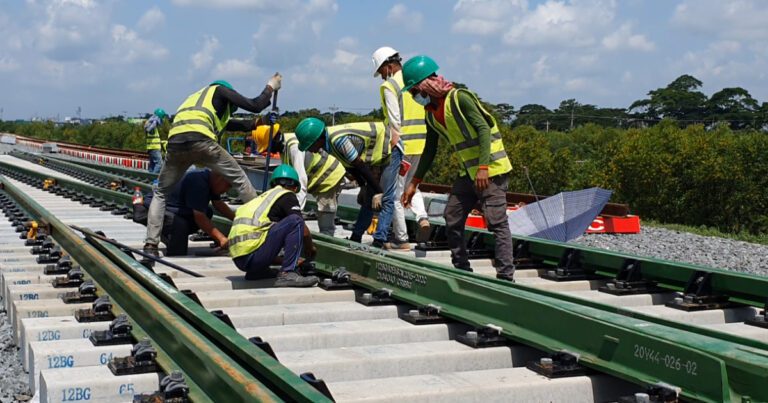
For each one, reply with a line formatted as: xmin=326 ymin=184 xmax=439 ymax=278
xmin=372 ymin=46 xmax=431 ymax=249
xmin=144 ymin=108 xmax=167 ymax=174
xmin=400 ymin=55 xmax=515 ymax=280
xmin=133 ymin=169 xmax=234 ymax=256
xmin=229 ymin=164 xmax=319 ymax=287
xmin=143 ymin=75 xmax=281 ymax=258
xmin=253 ymin=125 xmax=346 ymax=236
xmin=295 ymin=119 xmax=398 ymax=248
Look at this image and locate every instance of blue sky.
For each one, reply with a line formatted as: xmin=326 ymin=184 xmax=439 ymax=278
xmin=2 ymin=0 xmax=768 ymax=120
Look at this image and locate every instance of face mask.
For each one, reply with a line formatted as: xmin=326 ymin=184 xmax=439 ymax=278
xmin=413 ymin=93 xmax=431 ymax=106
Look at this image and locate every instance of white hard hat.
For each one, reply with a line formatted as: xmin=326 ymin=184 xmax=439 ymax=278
xmin=372 ymin=46 xmax=399 ymax=77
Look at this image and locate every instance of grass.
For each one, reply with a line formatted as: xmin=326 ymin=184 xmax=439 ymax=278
xmin=644 ymin=220 xmax=768 ymax=246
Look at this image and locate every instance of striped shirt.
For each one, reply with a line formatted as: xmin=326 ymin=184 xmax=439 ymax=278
xmin=326 ymin=134 xmax=365 ymax=165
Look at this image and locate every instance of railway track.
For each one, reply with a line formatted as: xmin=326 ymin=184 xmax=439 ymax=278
xmin=1 ymin=151 xmax=768 ymax=402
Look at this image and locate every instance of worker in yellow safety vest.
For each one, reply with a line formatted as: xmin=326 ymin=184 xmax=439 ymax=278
xmin=296 ymin=119 xmax=398 ymax=248
xmin=143 ymin=75 xmax=281 ymax=259
xmin=144 ymin=108 xmax=167 ymax=174
xmin=401 ymin=55 xmax=515 ymax=281
xmin=228 ymin=164 xmax=319 ymax=287
xmin=372 ymin=46 xmax=431 ymax=250
xmin=253 ymin=125 xmax=346 ymax=236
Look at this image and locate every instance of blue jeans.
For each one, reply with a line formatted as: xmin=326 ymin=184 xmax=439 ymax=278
xmin=148 ymin=149 xmax=163 ymax=174
xmin=352 ymin=147 xmax=402 ymax=243
xmin=233 ymin=215 xmax=304 ymax=278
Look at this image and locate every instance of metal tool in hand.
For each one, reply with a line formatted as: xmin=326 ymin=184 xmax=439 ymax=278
xmin=261 ymin=87 xmax=279 ymax=191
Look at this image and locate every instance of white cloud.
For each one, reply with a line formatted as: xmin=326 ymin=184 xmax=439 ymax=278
xmin=170 ymin=0 xmax=300 ymax=10
xmin=338 ymin=36 xmax=358 ymax=49
xmin=503 ymin=0 xmax=617 ymax=48
xmin=565 ymin=77 xmax=588 ymax=91
xmin=110 ymin=25 xmax=168 ymax=63
xmin=0 ymin=56 xmax=19 ymax=72
xmin=332 ymin=49 xmax=359 ymax=67
xmin=211 ymin=58 xmax=262 ymax=79
xmin=127 ymin=76 xmax=163 ymax=93
xmin=452 ymin=0 xmax=526 ymax=36
xmin=673 ymin=0 xmax=768 ymax=41
xmin=191 ymin=36 xmax=220 ymax=71
xmin=137 ymin=6 xmax=165 ymax=32
xmin=32 ymin=0 xmax=111 ymax=61
xmin=387 ymin=4 xmax=422 ymax=27
xmin=532 ymin=55 xmax=558 ymax=84
xmin=603 ymin=23 xmax=655 ymax=52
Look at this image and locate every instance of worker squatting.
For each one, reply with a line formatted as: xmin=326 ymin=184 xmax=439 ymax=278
xmin=137 ymin=48 xmax=516 ymax=287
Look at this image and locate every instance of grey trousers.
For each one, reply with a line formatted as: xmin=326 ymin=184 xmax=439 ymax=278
xmin=444 ymin=174 xmax=514 ymax=274
xmin=144 ymin=139 xmax=258 ymax=245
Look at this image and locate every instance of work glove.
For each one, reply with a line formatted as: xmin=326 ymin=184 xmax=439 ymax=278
xmin=266 ymin=111 xmax=278 ymax=124
xmin=267 ymin=73 xmax=282 ymax=91
xmin=371 ymin=193 xmax=384 ymax=211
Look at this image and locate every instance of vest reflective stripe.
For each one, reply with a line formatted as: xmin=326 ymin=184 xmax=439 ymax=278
xmin=380 ymin=71 xmax=427 ymax=155
xmin=327 ymin=122 xmax=390 ymax=166
xmin=307 ymin=157 xmax=343 ymax=193
xmin=228 ymin=187 xmax=291 ymax=258
xmin=282 ymin=133 xmax=345 ymax=194
xmin=426 ymin=88 xmax=512 ymax=179
xmin=146 ymin=128 xmax=161 ymax=151
xmin=168 ymin=85 xmax=231 ymax=142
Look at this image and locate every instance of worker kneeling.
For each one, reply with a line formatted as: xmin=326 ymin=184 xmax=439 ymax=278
xmin=229 ymin=164 xmax=319 ymax=287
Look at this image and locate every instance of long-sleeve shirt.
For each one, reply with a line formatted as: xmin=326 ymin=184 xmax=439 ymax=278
xmin=381 ymin=83 xmax=404 ymax=152
xmin=144 ymin=115 xmax=161 ymax=133
xmin=324 ymin=134 xmax=383 ymax=194
xmin=285 ymin=141 xmax=309 ymax=209
xmin=414 ymin=90 xmax=492 ymax=180
xmin=170 ymin=85 xmax=273 ymax=144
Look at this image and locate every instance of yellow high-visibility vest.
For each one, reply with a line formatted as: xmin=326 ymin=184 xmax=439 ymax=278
xmin=146 ymin=127 xmax=161 ymax=151
xmin=326 ymin=122 xmax=390 ymax=167
xmin=282 ymin=133 xmax=345 ymax=194
xmin=228 ymin=187 xmax=290 ymax=258
xmin=169 ymin=85 xmax=232 ymax=142
xmin=425 ymin=88 xmax=512 ymax=179
xmin=380 ymin=71 xmax=426 ymax=155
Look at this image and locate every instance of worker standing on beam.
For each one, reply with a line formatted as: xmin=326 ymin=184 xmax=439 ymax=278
xmin=229 ymin=164 xmax=319 ymax=287
xmin=295 ymin=119 xmax=397 ymax=248
xmin=253 ymin=126 xmax=346 ymax=236
xmin=143 ymin=75 xmax=281 ymax=258
xmin=144 ymin=108 xmax=167 ymax=174
xmin=401 ymin=56 xmax=515 ymax=280
xmin=372 ymin=46 xmax=431 ymax=249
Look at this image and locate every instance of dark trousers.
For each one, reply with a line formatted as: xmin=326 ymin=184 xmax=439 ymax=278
xmin=133 ymin=204 xmax=198 ymax=256
xmin=233 ymin=215 xmax=304 ymax=279
xmin=444 ymin=174 xmax=515 ymax=274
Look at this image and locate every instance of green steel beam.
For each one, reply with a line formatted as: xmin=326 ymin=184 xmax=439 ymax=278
xmin=7 ymin=158 xmax=768 ymax=400
xmin=0 ymin=176 xmax=328 ymax=402
xmin=310 ymin=235 xmax=768 ymax=403
xmin=85 ymin=231 xmax=331 ymax=403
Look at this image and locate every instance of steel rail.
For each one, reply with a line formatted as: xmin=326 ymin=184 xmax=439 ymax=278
xmin=14 ymin=135 xmax=149 ymax=160
xmin=4 ymin=153 xmax=768 ymax=401
xmin=0 ymin=175 xmax=329 ymax=402
xmin=3 ymin=157 xmax=768 ymax=341
xmin=309 ymin=235 xmax=768 ymax=403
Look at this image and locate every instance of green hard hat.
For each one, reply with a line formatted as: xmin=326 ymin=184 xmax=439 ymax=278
xmin=153 ymin=108 xmax=167 ymax=119
xmin=270 ymin=164 xmax=300 ymax=190
xmin=295 ymin=117 xmax=326 ymax=152
xmin=210 ymin=80 xmax=233 ymax=90
xmin=402 ymin=55 xmax=439 ymax=92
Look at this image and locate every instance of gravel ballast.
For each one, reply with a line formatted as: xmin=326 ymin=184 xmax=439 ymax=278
xmin=0 ymin=300 xmax=28 ymax=403
xmin=573 ymin=226 xmax=768 ymax=277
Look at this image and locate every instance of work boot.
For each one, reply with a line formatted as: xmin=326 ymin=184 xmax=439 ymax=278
xmin=348 ymin=234 xmax=362 ymax=243
xmin=371 ymin=239 xmax=385 ymax=249
xmin=416 ymin=218 xmax=431 ymax=243
xmin=496 ymin=269 xmax=515 ymax=282
xmin=274 ymin=271 xmax=319 ymax=288
xmin=142 ymin=243 xmax=159 ymax=258
xmin=384 ymin=241 xmax=411 ymax=251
